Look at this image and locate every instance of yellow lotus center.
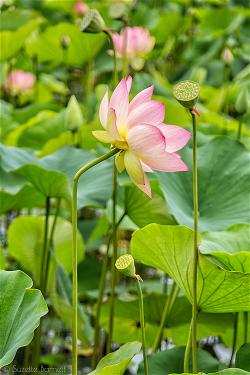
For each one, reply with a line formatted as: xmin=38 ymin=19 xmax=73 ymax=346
xmin=119 ymin=126 xmax=127 ymax=140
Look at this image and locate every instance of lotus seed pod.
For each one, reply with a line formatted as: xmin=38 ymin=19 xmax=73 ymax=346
xmin=65 ymin=95 xmax=83 ymax=132
xmin=81 ymin=9 xmax=106 ymax=33
xmin=173 ymin=80 xmax=200 ymax=109
xmin=235 ymin=86 xmax=249 ymax=115
xmin=115 ymin=254 xmax=136 ymax=278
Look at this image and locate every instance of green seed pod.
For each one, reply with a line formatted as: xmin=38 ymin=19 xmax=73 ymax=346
xmin=65 ymin=95 xmax=83 ymax=132
xmin=235 ymin=86 xmax=249 ymax=115
xmin=173 ymin=80 xmax=200 ymax=109
xmin=81 ymin=9 xmax=106 ymax=34
xmin=109 ymin=3 xmax=127 ymax=20
xmin=115 ymin=254 xmax=136 ymax=278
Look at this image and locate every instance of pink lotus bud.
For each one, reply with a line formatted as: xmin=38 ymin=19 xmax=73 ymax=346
xmin=112 ymin=27 xmax=155 ymax=69
xmin=222 ymin=47 xmax=234 ymax=65
xmin=3 ymin=70 xmax=35 ymax=95
xmin=73 ymin=1 xmax=88 ymax=16
xmin=92 ymin=76 xmax=191 ymax=197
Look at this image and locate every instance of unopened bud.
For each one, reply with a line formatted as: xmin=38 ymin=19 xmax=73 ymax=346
xmin=115 ymin=254 xmax=136 ymax=278
xmin=81 ymin=9 xmax=106 ymax=33
xmin=235 ymin=86 xmax=249 ymax=115
xmin=65 ymin=95 xmax=83 ymax=132
xmin=222 ymin=47 xmax=234 ymax=65
xmin=61 ymin=35 xmax=71 ymax=50
xmin=173 ymin=80 xmax=200 ymax=109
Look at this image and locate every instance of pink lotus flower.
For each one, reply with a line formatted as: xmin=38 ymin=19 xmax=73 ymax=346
xmin=73 ymin=1 xmax=88 ymax=15
xmin=93 ymin=77 xmax=191 ymax=197
xmin=3 ymin=70 xmax=35 ymax=95
xmin=112 ymin=27 xmax=155 ymax=70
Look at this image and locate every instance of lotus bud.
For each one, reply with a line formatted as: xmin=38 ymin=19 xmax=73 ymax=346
xmin=115 ymin=254 xmax=136 ymax=278
xmin=173 ymin=80 xmax=200 ymax=110
xmin=81 ymin=9 xmax=106 ymax=34
xmin=65 ymin=95 xmax=83 ymax=132
xmin=235 ymin=86 xmax=249 ymax=115
xmin=222 ymin=47 xmax=234 ymax=65
xmin=60 ymin=34 xmax=71 ymax=50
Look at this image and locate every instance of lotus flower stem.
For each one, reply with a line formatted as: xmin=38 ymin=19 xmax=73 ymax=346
xmin=72 ymin=147 xmax=119 ymax=375
xmin=92 ymin=211 xmax=126 ymax=368
xmin=244 ymin=311 xmax=248 ymax=344
xmin=136 ymin=277 xmax=149 ymax=375
xmin=44 ymin=198 xmax=61 ymax=292
xmin=229 ymin=312 xmax=239 ymax=367
xmin=104 ymin=30 xmax=118 ymax=85
xmin=184 ymin=316 xmax=193 ymax=372
xmin=107 ymin=161 xmax=118 ymax=353
xmin=191 ymin=110 xmax=199 ymax=373
xmin=237 ymin=120 xmax=242 ymax=141
xmin=32 ymin=196 xmax=50 ymax=367
xmin=152 ymin=282 xmax=179 ymax=352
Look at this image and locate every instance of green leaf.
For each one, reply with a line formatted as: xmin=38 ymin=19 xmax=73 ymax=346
xmin=157 ymin=137 xmax=250 ymax=231
xmin=89 ymin=341 xmax=142 ymax=375
xmin=8 ymin=216 xmax=84 ymax=286
xmin=0 ymin=144 xmax=114 ymax=208
xmin=235 ymin=343 xmax=250 ymax=371
xmin=0 ymin=19 xmax=43 ymax=61
xmin=200 ymin=224 xmax=250 ymax=273
xmin=124 ymin=184 xmax=176 ymax=227
xmin=0 ymin=270 xmax=48 ymax=367
xmin=137 ymin=347 xmax=219 ymax=375
xmin=26 ymin=23 xmax=105 ymax=67
xmin=131 ymin=225 xmax=250 ymax=313
xmin=171 ymin=370 xmax=249 ymax=375
xmin=0 ymin=168 xmax=44 ymax=213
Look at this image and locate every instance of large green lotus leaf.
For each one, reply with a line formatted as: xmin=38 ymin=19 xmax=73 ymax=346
xmin=0 ymin=18 xmax=43 ymax=61
xmin=89 ymin=341 xmax=142 ymax=375
xmin=0 ymin=270 xmax=48 ymax=367
xmin=196 ymin=8 xmax=244 ymax=37
xmin=236 ymin=343 xmax=250 ymax=371
xmin=0 ymin=9 xmax=39 ymax=31
xmin=137 ymin=347 xmax=219 ymax=375
xmin=200 ymin=224 xmax=250 ymax=273
xmin=5 ymin=110 xmax=64 ymax=149
xmin=26 ymin=23 xmax=105 ymax=67
xmin=8 ymin=216 xmax=84 ymax=285
xmin=157 ymin=138 xmax=250 ymax=231
xmin=124 ymin=184 xmax=176 ymax=227
xmin=131 ymin=225 xmax=250 ymax=313
xmin=0 ymin=144 xmax=113 ymax=208
xmin=0 ymin=168 xmax=44 ymax=213
xmin=152 ymin=13 xmax=183 ymax=44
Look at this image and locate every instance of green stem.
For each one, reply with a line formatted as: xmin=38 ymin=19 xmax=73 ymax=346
xmin=229 ymin=312 xmax=239 ymax=368
xmin=9 ymin=362 xmax=13 ymax=375
xmin=184 ymin=316 xmax=193 ymax=373
xmin=136 ymin=278 xmax=148 ymax=375
xmin=152 ymin=283 xmax=179 ymax=352
xmin=32 ymin=196 xmax=50 ymax=367
xmin=244 ymin=311 xmax=248 ymax=344
xmin=92 ymin=212 xmax=126 ymax=369
xmin=44 ymin=198 xmax=61 ymax=292
xmin=237 ymin=120 xmax=242 ymax=141
xmin=107 ymin=161 xmax=118 ymax=353
xmin=71 ymin=148 xmax=119 ymax=375
xmin=92 ymin=237 xmax=111 ymax=368
xmin=104 ymin=30 xmax=118 ymax=85
xmin=191 ymin=111 xmax=199 ymax=373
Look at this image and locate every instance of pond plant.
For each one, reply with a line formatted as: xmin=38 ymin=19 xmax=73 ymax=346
xmin=0 ymin=1 xmax=249 ymax=375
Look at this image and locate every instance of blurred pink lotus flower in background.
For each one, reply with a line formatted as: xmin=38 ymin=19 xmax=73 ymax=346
xmin=93 ymin=77 xmax=191 ymax=197
xmin=3 ymin=70 xmax=35 ymax=95
xmin=73 ymin=1 xmax=88 ymax=16
xmin=112 ymin=27 xmax=155 ymax=70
